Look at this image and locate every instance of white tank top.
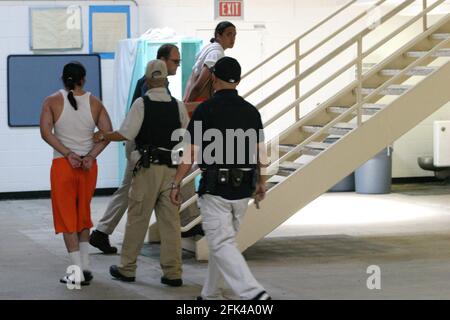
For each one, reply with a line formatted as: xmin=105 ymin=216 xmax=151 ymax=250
xmin=53 ymin=89 xmax=96 ymax=159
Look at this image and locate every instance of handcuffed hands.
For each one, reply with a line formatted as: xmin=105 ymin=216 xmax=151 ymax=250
xmin=66 ymin=152 xmax=83 ymax=169
xmin=81 ymin=155 xmax=95 ymax=171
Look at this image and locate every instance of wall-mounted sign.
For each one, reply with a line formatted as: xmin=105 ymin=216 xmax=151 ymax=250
xmin=215 ymin=0 xmax=243 ymax=20
xmin=89 ymin=5 xmax=130 ymax=59
xmin=30 ymin=6 xmax=83 ymax=50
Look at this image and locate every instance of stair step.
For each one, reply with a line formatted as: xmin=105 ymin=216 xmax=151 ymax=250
xmin=303 ymin=123 xmax=357 ymax=135
xmin=278 ymin=144 xmax=298 ymax=154
xmin=279 ymin=161 xmax=303 ymax=171
xmin=380 ymin=66 xmax=437 ymax=77
xmin=406 ymin=48 xmax=450 ymax=58
xmin=277 ymin=161 xmax=303 ymax=177
xmin=266 ymin=175 xmax=286 ymax=189
xmin=361 ymin=85 xmax=413 ymax=96
xmin=279 ymin=141 xmax=334 ymax=156
xmin=430 ymin=33 xmax=450 ymax=41
xmin=328 ymin=103 xmax=386 ymax=115
xmin=323 ymin=136 xmax=341 ymax=144
xmin=303 ymin=142 xmax=333 ymax=156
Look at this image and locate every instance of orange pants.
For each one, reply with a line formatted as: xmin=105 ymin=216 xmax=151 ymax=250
xmin=50 ymin=158 xmax=97 ymax=234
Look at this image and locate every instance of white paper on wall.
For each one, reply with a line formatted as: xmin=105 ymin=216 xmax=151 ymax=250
xmin=92 ymin=12 xmax=127 ymax=53
xmin=30 ymin=6 xmax=82 ymax=50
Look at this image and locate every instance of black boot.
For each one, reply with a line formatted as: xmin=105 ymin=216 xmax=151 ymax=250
xmin=110 ymin=265 xmax=135 ymax=282
xmin=181 ymin=224 xmax=205 ymax=238
xmin=161 ymin=276 xmax=183 ymax=287
xmin=89 ymin=230 xmax=118 ymax=254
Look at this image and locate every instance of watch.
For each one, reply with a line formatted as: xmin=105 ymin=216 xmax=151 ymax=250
xmin=171 ymin=182 xmax=180 ymax=190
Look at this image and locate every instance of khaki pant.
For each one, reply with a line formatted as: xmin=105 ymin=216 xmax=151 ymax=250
xmin=118 ymin=164 xmax=182 ymax=279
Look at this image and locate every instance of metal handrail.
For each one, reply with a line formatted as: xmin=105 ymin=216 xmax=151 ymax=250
xmin=257 ymin=0 xmax=445 ymax=127
xmin=240 ymin=0 xmax=357 ymax=80
xmin=251 ymin=0 xmax=415 ymax=110
xmin=267 ymin=13 xmax=450 ymax=153
xmin=242 ymin=0 xmax=393 ymax=100
xmin=266 ymin=35 xmax=450 ymax=174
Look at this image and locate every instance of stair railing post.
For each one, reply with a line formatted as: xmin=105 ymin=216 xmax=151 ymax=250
xmin=423 ymin=0 xmax=428 ymax=31
xmin=295 ymin=39 xmax=301 ymax=121
xmin=356 ymin=35 xmax=363 ymax=127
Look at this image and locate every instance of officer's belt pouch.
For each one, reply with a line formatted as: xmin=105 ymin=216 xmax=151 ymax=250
xmin=201 ymin=169 xmax=255 ymax=194
xmin=217 ymin=169 xmax=229 ymax=185
xmin=230 ymin=169 xmax=244 ymax=188
xmin=150 ymin=149 xmax=175 ymax=167
xmin=202 ymin=169 xmax=218 ymax=194
xmin=138 ymin=145 xmax=151 ymax=169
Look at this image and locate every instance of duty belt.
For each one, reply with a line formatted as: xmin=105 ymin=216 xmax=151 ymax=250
xmin=199 ymin=168 xmax=258 ymax=194
xmin=133 ymin=145 xmax=178 ymax=176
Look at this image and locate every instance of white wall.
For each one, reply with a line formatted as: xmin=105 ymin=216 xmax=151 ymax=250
xmin=0 ymin=0 xmax=138 ymax=193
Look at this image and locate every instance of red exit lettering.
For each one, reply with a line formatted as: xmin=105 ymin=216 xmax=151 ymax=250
xmin=219 ymin=1 xmax=241 ymax=17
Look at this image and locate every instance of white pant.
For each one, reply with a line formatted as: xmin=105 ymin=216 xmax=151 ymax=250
xmin=198 ymin=194 xmax=265 ymax=300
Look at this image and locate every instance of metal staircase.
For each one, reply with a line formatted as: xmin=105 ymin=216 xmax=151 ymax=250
xmin=150 ymin=0 xmax=450 ymax=260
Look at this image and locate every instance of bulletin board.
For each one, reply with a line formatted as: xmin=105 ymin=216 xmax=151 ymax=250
xmin=89 ymin=5 xmax=131 ymax=59
xmin=7 ymin=54 xmax=102 ymax=127
xmin=30 ymin=6 xmax=83 ymax=50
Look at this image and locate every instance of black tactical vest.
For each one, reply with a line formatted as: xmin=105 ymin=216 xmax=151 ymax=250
xmin=135 ymin=96 xmax=181 ymax=150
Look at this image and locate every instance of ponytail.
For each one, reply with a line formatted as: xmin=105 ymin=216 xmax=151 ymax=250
xmin=67 ymin=91 xmax=77 ymax=110
xmin=65 ymin=77 xmax=77 ymax=110
xmin=62 ymin=62 xmax=86 ymax=110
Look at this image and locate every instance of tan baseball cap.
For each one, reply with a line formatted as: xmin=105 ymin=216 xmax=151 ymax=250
xmin=145 ymin=59 xmax=168 ymax=79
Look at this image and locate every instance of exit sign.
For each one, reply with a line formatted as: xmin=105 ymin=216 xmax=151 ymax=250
xmin=215 ymin=0 xmax=244 ymax=20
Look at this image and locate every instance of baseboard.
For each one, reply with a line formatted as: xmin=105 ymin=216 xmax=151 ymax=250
xmin=0 ymin=188 xmax=117 ymax=200
xmin=392 ymin=176 xmax=441 ymax=184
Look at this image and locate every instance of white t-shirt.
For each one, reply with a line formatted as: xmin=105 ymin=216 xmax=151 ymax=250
xmin=192 ymin=42 xmax=225 ymax=76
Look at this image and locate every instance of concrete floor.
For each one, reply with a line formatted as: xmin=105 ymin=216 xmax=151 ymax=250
xmin=1 ymin=182 xmax=450 ymax=300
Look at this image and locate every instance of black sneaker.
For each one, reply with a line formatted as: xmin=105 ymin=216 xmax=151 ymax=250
xmin=83 ymin=271 xmax=93 ymax=282
xmin=196 ymin=296 xmax=204 ymax=300
xmin=181 ymin=224 xmax=205 ymax=238
xmin=89 ymin=230 xmax=118 ymax=254
xmin=252 ymin=291 xmax=272 ymax=300
xmin=161 ymin=276 xmax=183 ymax=287
xmin=109 ymin=265 xmax=135 ymax=282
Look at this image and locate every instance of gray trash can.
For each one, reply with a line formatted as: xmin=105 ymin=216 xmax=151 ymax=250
xmin=355 ymin=147 xmax=393 ymax=194
xmin=329 ymin=173 xmax=355 ymax=192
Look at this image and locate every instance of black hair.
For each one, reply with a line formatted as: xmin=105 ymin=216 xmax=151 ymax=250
xmin=210 ymin=21 xmax=236 ymax=43
xmin=62 ymin=61 xmax=86 ymax=110
xmin=157 ymin=44 xmax=178 ymax=59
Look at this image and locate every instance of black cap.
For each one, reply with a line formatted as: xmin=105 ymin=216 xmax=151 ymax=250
xmin=212 ymin=57 xmax=241 ymax=83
